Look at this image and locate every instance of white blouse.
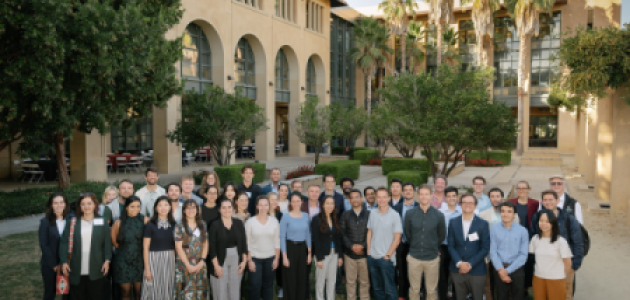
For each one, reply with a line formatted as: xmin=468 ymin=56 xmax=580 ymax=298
xmin=80 ymin=220 xmax=93 ymax=275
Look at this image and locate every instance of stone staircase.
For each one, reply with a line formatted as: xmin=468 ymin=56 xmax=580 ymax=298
xmin=520 ymin=149 xmax=563 ymax=167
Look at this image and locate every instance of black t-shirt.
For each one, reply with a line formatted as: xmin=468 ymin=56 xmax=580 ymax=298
xmin=224 ymin=225 xmax=237 ymax=248
xmin=237 ymin=182 xmax=263 ymax=215
xmin=201 ymin=205 xmax=220 ymax=229
xmin=517 ymin=203 xmax=529 ymax=229
xmin=143 ymin=220 xmax=175 ymax=251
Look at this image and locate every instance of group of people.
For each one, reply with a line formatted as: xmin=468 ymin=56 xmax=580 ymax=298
xmin=39 ymin=164 xmax=585 ymax=300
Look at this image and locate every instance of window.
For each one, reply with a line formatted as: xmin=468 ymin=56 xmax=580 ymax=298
xmin=306 ymin=58 xmax=316 ymax=96
xmin=276 ymin=0 xmax=294 ymax=22
xmin=493 ymin=17 xmax=520 ymax=97
xmin=182 ymin=23 xmax=211 ymax=92
xmin=275 ymin=49 xmax=290 ymax=102
xmin=234 ymin=0 xmax=260 ymax=9
xmin=529 ymin=114 xmax=558 ymax=148
xmin=458 ymin=20 xmax=477 ymax=71
xmin=234 ymin=38 xmax=257 ymax=100
xmin=530 ymin=12 xmax=561 ymax=95
xmin=306 ymin=1 xmax=323 ymax=33
xmin=330 ymin=14 xmax=355 ymax=108
xmin=111 ymin=119 xmax=153 ymax=153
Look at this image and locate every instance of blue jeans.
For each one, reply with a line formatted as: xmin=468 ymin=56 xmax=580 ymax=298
xmin=249 ymin=257 xmax=275 ymax=300
xmin=368 ymin=256 xmax=397 ymax=300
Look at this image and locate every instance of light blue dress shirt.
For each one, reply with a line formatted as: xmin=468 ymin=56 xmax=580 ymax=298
xmin=439 ymin=203 xmax=462 ymax=245
xmin=401 ymin=201 xmax=416 ymax=242
xmin=476 ymin=194 xmax=492 ymax=213
xmin=489 ymin=222 xmax=529 ymax=274
xmin=343 ymin=196 xmax=352 ymax=212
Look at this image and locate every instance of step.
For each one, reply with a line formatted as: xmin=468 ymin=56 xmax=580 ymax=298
xmin=523 ymin=152 xmax=561 ymax=158
xmin=519 ymin=157 xmax=563 ymax=167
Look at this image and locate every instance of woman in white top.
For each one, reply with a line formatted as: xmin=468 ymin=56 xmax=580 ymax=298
xmin=246 ymin=195 xmax=281 ymax=300
xmin=277 ymin=184 xmax=290 ymax=213
xmin=39 ymin=192 xmax=72 ymax=300
xmin=529 ymin=209 xmax=573 ymax=300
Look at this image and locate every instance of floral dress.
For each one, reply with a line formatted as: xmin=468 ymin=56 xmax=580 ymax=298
xmin=173 ymin=222 xmax=209 ymax=300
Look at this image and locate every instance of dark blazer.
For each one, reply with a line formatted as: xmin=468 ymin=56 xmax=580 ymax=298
xmin=311 ymin=215 xmax=344 ymax=261
xmin=508 ymin=197 xmax=539 ymax=228
xmin=59 ymin=217 xmax=113 ymax=285
xmin=389 ymin=196 xmax=404 ymax=207
xmin=261 ymin=183 xmax=291 ymax=196
xmin=318 ymin=191 xmax=345 ymax=218
xmin=393 ymin=200 xmax=419 ymax=216
xmin=39 ymin=217 xmax=69 ymax=269
xmin=447 ymin=215 xmax=490 ymax=276
xmin=208 ymin=218 xmax=248 ymax=277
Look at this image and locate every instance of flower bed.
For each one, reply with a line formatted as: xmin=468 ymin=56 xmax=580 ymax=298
xmin=286 ymin=165 xmax=315 ymax=179
xmin=465 ymin=158 xmax=504 ymax=167
xmin=367 ymin=157 xmax=382 ymax=165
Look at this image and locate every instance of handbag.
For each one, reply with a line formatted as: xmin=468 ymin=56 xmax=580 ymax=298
xmin=56 ymin=217 xmax=76 ymax=295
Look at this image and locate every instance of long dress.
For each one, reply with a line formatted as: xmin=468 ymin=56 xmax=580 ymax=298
xmin=140 ymin=219 xmax=175 ymax=300
xmin=173 ymin=221 xmax=209 ymax=300
xmin=113 ymin=214 xmax=144 ymax=283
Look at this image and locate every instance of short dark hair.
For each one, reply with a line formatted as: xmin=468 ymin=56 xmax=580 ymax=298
xmin=417 ymin=184 xmax=432 ymax=193
xmin=241 ymin=164 xmax=254 ymax=174
xmin=498 ymin=201 xmax=517 ymax=213
xmin=402 ymin=182 xmax=415 ymax=191
xmin=145 ymin=167 xmax=158 ymax=177
xmin=164 ymin=182 xmax=182 ymax=194
xmin=460 ymin=193 xmax=478 ymax=205
xmin=118 ymin=179 xmax=133 ymax=188
xmin=340 ymin=177 xmax=354 ymax=187
xmin=324 ymin=174 xmax=336 ymax=183
xmin=376 ymin=186 xmax=390 ymax=196
xmin=364 ymin=186 xmax=375 ymax=196
xmin=390 ymin=179 xmax=402 ymax=187
xmin=444 ymin=186 xmax=458 ymax=196
xmin=541 ymin=189 xmax=558 ymax=200
xmin=290 ymin=180 xmax=301 ymax=189
xmin=434 ymin=175 xmax=448 ymax=185
xmin=349 ymin=189 xmax=362 ymax=198
xmin=472 ymin=176 xmax=486 ymax=185
xmin=488 ymin=187 xmax=504 ymax=198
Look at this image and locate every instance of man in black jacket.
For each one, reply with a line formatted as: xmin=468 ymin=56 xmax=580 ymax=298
xmin=340 ymin=188 xmax=371 ymax=300
xmin=238 ymin=164 xmax=263 ymax=215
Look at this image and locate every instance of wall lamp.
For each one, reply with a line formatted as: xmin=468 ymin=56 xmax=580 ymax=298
xmin=269 ymin=81 xmax=274 ymax=87
xmin=227 ymin=75 xmax=233 ymax=81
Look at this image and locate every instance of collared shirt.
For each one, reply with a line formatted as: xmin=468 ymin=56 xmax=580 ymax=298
xmin=490 ymin=222 xmax=529 ymax=274
xmin=430 ymin=193 xmax=446 ymax=209
xmin=475 ymin=194 xmax=492 ymax=213
xmin=390 ymin=196 xmax=402 ymax=207
xmin=367 ymin=207 xmax=403 ymax=266
xmin=401 ymin=200 xmax=416 ymax=242
xmin=439 ymin=203 xmax=462 ymax=245
xmin=462 ymin=218 xmax=473 ymax=241
xmin=365 ymin=202 xmax=377 ymax=211
xmin=308 ymin=204 xmax=320 ymax=221
xmin=136 ymin=185 xmax=166 ymax=217
xmin=343 ymin=196 xmax=352 ymax=212
xmin=405 ymin=205 xmax=446 ymax=261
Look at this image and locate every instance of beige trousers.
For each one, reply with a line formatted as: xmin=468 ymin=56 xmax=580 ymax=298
xmin=407 ymin=255 xmax=440 ymax=300
xmin=344 ymin=255 xmax=370 ymax=300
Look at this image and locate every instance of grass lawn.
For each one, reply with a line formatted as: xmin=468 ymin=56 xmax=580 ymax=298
xmin=0 ymin=231 xmax=45 ymax=300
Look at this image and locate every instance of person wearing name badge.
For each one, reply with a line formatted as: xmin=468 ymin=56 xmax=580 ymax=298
xmin=60 ymin=193 xmax=113 ymax=300
xmin=141 ymin=196 xmax=176 ymax=300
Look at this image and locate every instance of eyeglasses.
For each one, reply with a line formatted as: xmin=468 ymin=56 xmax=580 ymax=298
xmin=343 ymin=184 xmax=353 ymax=188
xmin=550 ymin=182 xmax=564 ymax=186
xmin=79 ymin=192 xmax=94 ymax=197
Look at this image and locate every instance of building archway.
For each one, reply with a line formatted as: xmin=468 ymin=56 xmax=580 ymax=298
xmin=273 ymin=46 xmax=300 ymax=156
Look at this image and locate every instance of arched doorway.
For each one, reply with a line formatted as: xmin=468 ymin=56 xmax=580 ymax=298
xmin=275 ymin=49 xmax=290 ymax=154
xmin=182 ymin=23 xmax=212 ymax=92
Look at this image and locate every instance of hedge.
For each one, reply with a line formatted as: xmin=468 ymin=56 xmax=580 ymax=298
xmin=354 ymin=149 xmax=380 ymax=165
xmin=314 ymin=160 xmax=360 ymax=184
xmin=387 ymin=171 xmax=429 ymax=188
xmin=420 ymin=149 xmax=440 ymax=161
xmin=0 ymin=181 xmax=146 ymax=220
xmin=381 ymin=158 xmax=431 ymax=175
xmin=330 ymin=146 xmax=371 ymax=159
xmin=466 ymin=150 xmax=512 ymax=165
xmin=213 ymin=163 xmax=266 ymax=185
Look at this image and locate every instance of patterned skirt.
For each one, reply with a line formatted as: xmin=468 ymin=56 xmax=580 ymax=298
xmin=173 ymin=255 xmax=209 ymax=300
xmin=140 ymin=250 xmax=175 ymax=300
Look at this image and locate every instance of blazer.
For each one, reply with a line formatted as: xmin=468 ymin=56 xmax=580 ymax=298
xmin=207 ymin=218 xmax=248 ymax=277
xmin=59 ymin=217 xmax=113 ymax=285
xmin=310 ymin=215 xmax=344 ymax=261
xmin=389 ymin=196 xmax=404 ymax=207
xmin=447 ymin=215 xmax=490 ymax=276
xmin=301 ymin=200 xmax=320 ymax=215
xmin=393 ymin=200 xmax=419 ymax=216
xmin=261 ymin=183 xmax=291 ymax=196
xmin=39 ymin=217 xmax=71 ymax=269
xmin=508 ymin=197 xmax=539 ymax=228
xmin=318 ymin=191 xmax=345 ymax=218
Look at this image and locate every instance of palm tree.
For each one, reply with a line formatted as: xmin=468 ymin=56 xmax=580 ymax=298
xmin=460 ymin=0 xmax=501 ymax=67
xmin=505 ymin=0 xmax=556 ymax=155
xmin=379 ymin=0 xmax=418 ymax=73
xmin=426 ymin=0 xmax=455 ymax=67
xmin=404 ymin=20 xmax=426 ymax=74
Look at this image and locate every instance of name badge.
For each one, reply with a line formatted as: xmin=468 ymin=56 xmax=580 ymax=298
xmin=93 ymin=218 xmax=104 ymax=226
xmin=468 ymin=232 xmax=479 ymax=241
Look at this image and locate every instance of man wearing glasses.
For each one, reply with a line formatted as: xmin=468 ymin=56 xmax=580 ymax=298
xmin=547 ymin=175 xmax=583 ymax=225
xmin=472 ymin=176 xmax=492 ymax=213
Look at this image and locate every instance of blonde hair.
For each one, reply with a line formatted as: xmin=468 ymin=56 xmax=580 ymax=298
xmin=199 ymin=170 xmax=221 ymax=195
xmin=102 ymin=185 xmax=119 ymax=204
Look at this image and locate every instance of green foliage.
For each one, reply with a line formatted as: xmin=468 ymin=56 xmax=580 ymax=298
xmin=330 ymin=146 xmax=371 ymax=159
xmin=166 ymin=85 xmax=268 ymax=166
xmin=292 ymin=96 xmax=332 ymax=164
xmin=382 ymin=158 xmax=431 ymax=175
xmin=387 ymin=171 xmax=429 ymax=188
xmin=0 ymin=181 xmax=145 ymax=220
xmin=213 ymin=163 xmax=266 ymax=185
xmin=314 ymin=160 xmax=361 ymax=184
xmin=350 ymin=17 xmax=393 ymax=78
xmin=421 ymin=149 xmax=440 ymax=161
xmin=329 ymin=101 xmax=368 ymax=147
xmin=353 ymin=150 xmax=381 ymax=165
xmin=553 ymin=25 xmax=630 ymax=107
xmin=466 ymin=150 xmax=512 ymax=165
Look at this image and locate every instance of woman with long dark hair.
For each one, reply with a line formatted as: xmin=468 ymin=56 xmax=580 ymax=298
xmin=39 ymin=192 xmax=72 ymax=300
xmin=174 ymin=199 xmax=209 ymax=300
xmin=280 ymin=192 xmax=312 ymax=300
xmin=111 ymin=196 xmax=146 ymax=300
xmin=246 ymin=196 xmax=280 ymax=300
xmin=311 ymin=195 xmax=343 ymax=300
xmin=208 ymin=198 xmax=248 ymax=300
xmin=201 ymin=185 xmax=220 ymax=227
xmin=141 ymin=196 xmax=176 ymax=300
xmin=529 ymin=209 xmax=573 ymax=300
xmin=221 ymin=182 xmax=238 ymax=202
xmin=60 ymin=193 xmax=112 ymax=300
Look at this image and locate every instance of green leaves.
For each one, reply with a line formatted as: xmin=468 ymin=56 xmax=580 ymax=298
xmin=329 ymin=101 xmax=367 ymax=146
xmin=291 ymin=96 xmax=331 ymax=164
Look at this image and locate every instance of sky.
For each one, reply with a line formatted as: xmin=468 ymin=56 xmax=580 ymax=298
xmin=345 ymin=0 xmax=630 ymax=26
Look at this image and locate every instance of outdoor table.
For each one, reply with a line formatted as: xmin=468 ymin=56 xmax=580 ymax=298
xmin=106 ymin=154 xmax=137 ymax=170
xmin=196 ymin=148 xmax=212 ymax=160
xmin=36 ymin=160 xmax=58 ymax=181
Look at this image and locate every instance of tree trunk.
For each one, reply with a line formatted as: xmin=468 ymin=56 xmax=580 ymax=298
xmin=314 ymin=145 xmax=321 ymax=164
xmin=54 ymin=133 xmax=70 ymax=189
xmin=444 ymin=149 xmax=463 ymax=177
xmin=436 ymin=22 xmax=443 ymax=67
xmin=516 ymin=34 xmax=529 ymax=156
xmin=366 ymin=74 xmax=373 ymax=147
xmin=401 ymin=33 xmax=407 ymax=73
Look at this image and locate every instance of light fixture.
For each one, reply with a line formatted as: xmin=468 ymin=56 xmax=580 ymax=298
xmin=326 ymin=90 xmax=330 ymax=94
xmin=301 ymin=87 xmax=305 ymax=91
xmin=227 ymin=75 xmax=233 ymax=81
xmin=269 ymin=81 xmax=274 ymax=87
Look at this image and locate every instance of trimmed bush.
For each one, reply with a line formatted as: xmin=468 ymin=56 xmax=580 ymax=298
xmin=381 ymin=158 xmax=431 ymax=175
xmin=314 ymin=160 xmax=360 ymax=184
xmin=387 ymin=171 xmax=429 ymax=188
xmin=354 ymin=149 xmax=380 ymax=165
xmin=420 ymin=149 xmax=440 ymax=161
xmin=466 ymin=150 xmax=511 ymax=165
xmin=214 ymin=163 xmax=266 ymax=185
xmin=330 ymin=146 xmax=371 ymax=159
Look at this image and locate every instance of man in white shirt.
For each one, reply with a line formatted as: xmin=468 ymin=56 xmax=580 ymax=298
xmin=546 ymin=175 xmax=583 ymax=225
xmin=438 ymin=186 xmax=462 ymax=300
xmin=135 ymin=167 xmax=165 ymax=217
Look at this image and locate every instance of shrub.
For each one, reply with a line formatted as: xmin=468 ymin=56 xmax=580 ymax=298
xmin=420 ymin=149 xmax=440 ymax=161
xmin=286 ymin=165 xmax=316 ymax=179
xmin=387 ymin=171 xmax=429 ymax=188
xmin=354 ymin=149 xmax=380 ymax=165
xmin=381 ymin=157 xmax=431 ymax=175
xmin=465 ymin=158 xmax=504 ymax=167
xmin=466 ymin=150 xmax=511 ymax=165
xmin=367 ymin=157 xmax=382 ymax=165
xmin=192 ymin=169 xmax=209 ymax=185
xmin=314 ymin=160 xmax=360 ymax=184
xmin=0 ymin=181 xmax=145 ymax=220
xmin=214 ymin=163 xmax=266 ymax=185
xmin=330 ymin=146 xmax=371 ymax=159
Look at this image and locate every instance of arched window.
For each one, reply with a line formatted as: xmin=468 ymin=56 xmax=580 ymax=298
xmin=181 ymin=23 xmax=211 ymax=92
xmin=275 ymin=49 xmax=290 ymax=102
xmin=306 ymin=58 xmax=316 ymax=97
xmin=235 ymin=38 xmax=257 ymax=100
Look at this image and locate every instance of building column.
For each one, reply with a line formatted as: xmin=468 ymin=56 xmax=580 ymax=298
xmin=594 ymin=95 xmax=613 ymax=202
xmin=153 ymin=97 xmax=183 ymax=174
xmin=70 ymin=129 xmax=107 ymax=182
xmin=585 ymin=100 xmax=598 ymax=183
xmin=610 ymin=88 xmax=630 ymax=212
xmin=557 ymin=108 xmax=577 ymax=153
xmin=521 ymin=39 xmax=532 ymax=152
xmin=575 ymin=110 xmax=586 ymax=171
xmin=355 ymin=67 xmax=366 ymax=147
xmin=255 ymin=71 xmax=275 ymax=162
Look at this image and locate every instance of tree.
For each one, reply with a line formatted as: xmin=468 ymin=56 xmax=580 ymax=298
xmin=379 ymin=0 xmax=418 ymax=73
xmin=378 ymin=65 xmax=518 ymax=177
xmin=329 ymin=101 xmax=368 ymax=148
xmin=426 ymin=0 xmax=455 ymax=67
xmin=505 ymin=0 xmax=556 ymax=156
xmin=404 ymin=20 xmax=426 ymax=74
xmin=0 ymin=0 xmax=184 ymax=188
xmin=460 ymin=0 xmax=501 ymax=67
xmin=166 ymin=86 xmax=268 ymax=166
xmin=292 ymin=96 xmax=332 ymax=164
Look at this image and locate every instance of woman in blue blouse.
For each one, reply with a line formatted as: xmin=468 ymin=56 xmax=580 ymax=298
xmin=280 ymin=192 xmax=312 ymax=300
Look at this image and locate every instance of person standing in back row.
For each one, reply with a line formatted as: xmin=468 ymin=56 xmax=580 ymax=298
xmin=238 ymin=164 xmax=263 ymax=215
xmin=135 ymin=168 xmax=165 ymax=217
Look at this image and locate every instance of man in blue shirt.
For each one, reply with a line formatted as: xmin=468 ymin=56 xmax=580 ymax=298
xmin=472 ymin=176 xmax=492 ymax=213
xmin=262 ymin=167 xmax=282 ymax=194
xmin=393 ymin=182 xmax=419 ymax=300
xmin=490 ymin=202 xmax=529 ymax=300
xmin=438 ymin=186 xmax=462 ymax=300
xmin=340 ymin=177 xmax=355 ymax=212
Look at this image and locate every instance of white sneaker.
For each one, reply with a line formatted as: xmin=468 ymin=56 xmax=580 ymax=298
xmin=277 ymin=288 xmax=284 ymax=298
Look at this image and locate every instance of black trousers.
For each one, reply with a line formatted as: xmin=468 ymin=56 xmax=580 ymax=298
xmin=493 ymin=266 xmax=525 ymax=300
xmin=41 ymin=265 xmax=70 ymax=300
xmin=70 ymin=276 xmax=105 ymax=300
xmin=276 ymin=254 xmax=283 ymax=289
xmin=283 ymin=241 xmax=308 ymax=300
xmin=438 ymin=245 xmax=456 ymax=300
xmin=396 ymin=242 xmax=411 ymax=299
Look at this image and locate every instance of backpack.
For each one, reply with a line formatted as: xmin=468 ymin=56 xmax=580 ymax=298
xmin=564 ymin=196 xmax=590 ymax=256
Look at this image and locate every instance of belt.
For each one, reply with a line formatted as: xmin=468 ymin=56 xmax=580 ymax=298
xmin=288 ymin=240 xmax=305 ymax=245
